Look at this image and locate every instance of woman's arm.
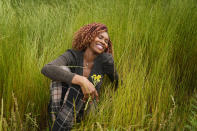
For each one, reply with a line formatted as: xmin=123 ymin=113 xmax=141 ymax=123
xmin=41 ymin=50 xmax=99 ymax=101
xmin=72 ymin=75 xmax=99 ymax=102
xmin=41 ymin=50 xmax=75 ymax=84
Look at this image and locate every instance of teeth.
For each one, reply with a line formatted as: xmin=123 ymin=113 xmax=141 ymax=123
xmin=97 ymin=44 xmax=103 ymax=50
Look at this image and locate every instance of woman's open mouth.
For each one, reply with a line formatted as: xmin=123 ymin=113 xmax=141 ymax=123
xmin=96 ymin=43 xmax=104 ymax=50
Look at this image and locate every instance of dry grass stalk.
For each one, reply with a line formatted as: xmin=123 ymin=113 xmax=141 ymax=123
xmin=12 ymin=91 xmax=23 ymax=130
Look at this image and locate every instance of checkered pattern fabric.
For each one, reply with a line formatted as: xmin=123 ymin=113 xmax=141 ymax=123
xmin=49 ymin=81 xmax=84 ymax=131
xmin=50 ymin=81 xmax=62 ymax=121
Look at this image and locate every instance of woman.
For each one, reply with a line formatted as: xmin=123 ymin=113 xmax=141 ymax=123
xmin=41 ymin=23 xmax=119 ymax=131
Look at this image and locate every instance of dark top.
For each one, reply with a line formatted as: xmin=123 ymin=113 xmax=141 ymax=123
xmin=41 ymin=49 xmax=119 ymax=91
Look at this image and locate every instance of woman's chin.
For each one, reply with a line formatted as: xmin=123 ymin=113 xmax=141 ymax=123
xmin=94 ymin=49 xmax=104 ymax=54
xmin=88 ymin=46 xmax=105 ymax=55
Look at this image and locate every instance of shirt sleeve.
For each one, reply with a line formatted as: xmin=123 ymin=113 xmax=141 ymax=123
xmin=41 ymin=50 xmax=76 ymax=85
xmin=102 ymin=53 xmax=119 ymax=90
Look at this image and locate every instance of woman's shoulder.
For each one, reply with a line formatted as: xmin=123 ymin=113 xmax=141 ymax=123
xmin=65 ymin=49 xmax=83 ymax=58
xmin=99 ymin=52 xmax=114 ymax=65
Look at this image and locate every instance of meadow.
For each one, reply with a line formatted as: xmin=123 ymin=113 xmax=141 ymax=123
xmin=0 ymin=0 xmax=197 ymax=130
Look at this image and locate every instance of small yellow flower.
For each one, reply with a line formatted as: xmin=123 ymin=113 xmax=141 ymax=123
xmin=91 ymin=74 xmax=102 ymax=83
xmin=95 ymin=75 xmax=101 ymax=82
xmin=91 ymin=74 xmax=96 ymax=79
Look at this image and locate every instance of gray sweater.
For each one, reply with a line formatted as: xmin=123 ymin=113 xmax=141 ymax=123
xmin=41 ymin=49 xmax=119 ymax=91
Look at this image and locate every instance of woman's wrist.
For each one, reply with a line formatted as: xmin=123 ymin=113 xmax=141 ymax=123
xmin=71 ymin=74 xmax=84 ymax=86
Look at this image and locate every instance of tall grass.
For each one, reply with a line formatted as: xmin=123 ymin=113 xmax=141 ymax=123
xmin=185 ymin=89 xmax=197 ymax=131
xmin=0 ymin=0 xmax=196 ymax=130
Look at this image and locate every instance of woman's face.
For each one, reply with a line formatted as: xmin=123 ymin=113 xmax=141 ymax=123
xmin=89 ymin=32 xmax=109 ymax=54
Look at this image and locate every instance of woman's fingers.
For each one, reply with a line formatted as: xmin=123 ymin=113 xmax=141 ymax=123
xmin=83 ymin=90 xmax=99 ymax=103
xmin=90 ymin=89 xmax=99 ymax=102
xmin=91 ymin=93 xmax=95 ymax=100
xmin=95 ymin=90 xmax=99 ymax=102
xmin=83 ymin=93 xmax=89 ymax=102
xmin=83 ymin=88 xmax=98 ymax=101
xmin=79 ymin=76 xmax=99 ymax=102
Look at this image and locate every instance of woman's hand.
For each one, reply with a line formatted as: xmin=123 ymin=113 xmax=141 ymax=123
xmin=72 ymin=74 xmax=99 ymax=102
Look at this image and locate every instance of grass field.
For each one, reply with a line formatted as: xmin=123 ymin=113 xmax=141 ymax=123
xmin=0 ymin=0 xmax=197 ymax=130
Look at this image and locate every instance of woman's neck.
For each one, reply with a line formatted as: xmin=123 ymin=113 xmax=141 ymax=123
xmin=84 ymin=47 xmax=98 ymax=63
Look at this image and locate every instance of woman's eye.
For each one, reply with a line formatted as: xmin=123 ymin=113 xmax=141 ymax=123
xmin=105 ymin=40 xmax=109 ymax=44
xmin=98 ymin=35 xmax=103 ymax=39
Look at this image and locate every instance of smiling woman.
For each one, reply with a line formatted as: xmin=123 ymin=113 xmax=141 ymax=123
xmin=90 ymin=32 xmax=109 ymax=54
xmin=41 ymin=23 xmax=119 ymax=131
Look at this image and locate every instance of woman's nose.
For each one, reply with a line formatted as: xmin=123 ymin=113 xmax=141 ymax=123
xmin=100 ymin=39 xmax=107 ymax=46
